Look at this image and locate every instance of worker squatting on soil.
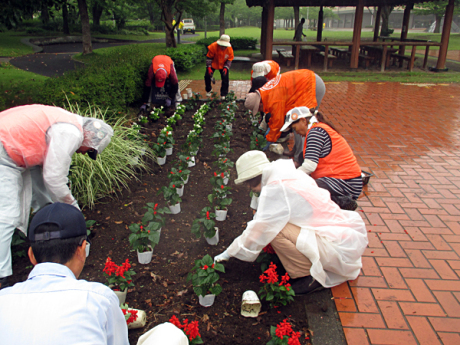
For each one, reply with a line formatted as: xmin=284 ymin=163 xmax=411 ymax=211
xmin=205 ymin=34 xmax=234 ymax=99
xmin=244 ymin=69 xmax=326 ymax=155
xmin=142 ymin=55 xmax=182 ymax=110
xmin=0 ymin=203 xmax=130 ymax=345
xmin=249 ymin=60 xmax=280 ymax=93
xmin=280 ymin=107 xmax=363 ymax=211
xmin=0 ymin=104 xmax=113 ymax=289
xmin=214 ymin=151 xmax=368 ymax=295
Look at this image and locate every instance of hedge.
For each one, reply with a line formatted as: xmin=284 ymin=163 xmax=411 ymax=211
xmin=37 ymin=43 xmax=203 ymax=112
xmin=196 ymin=36 xmax=257 ymax=50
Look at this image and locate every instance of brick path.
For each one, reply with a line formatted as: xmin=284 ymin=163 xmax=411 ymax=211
xmin=185 ymin=80 xmax=460 ymax=344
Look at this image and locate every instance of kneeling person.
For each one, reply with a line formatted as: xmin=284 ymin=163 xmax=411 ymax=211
xmin=0 ymin=203 xmax=129 ymax=345
xmin=214 ymin=151 xmax=368 ymax=294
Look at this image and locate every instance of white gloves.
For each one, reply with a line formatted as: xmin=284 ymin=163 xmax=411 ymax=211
xmin=214 ymin=250 xmax=231 ymax=263
xmin=297 ymin=159 xmax=317 ymax=174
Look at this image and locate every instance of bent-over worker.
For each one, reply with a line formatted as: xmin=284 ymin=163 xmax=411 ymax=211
xmin=214 ymin=151 xmax=368 ymax=294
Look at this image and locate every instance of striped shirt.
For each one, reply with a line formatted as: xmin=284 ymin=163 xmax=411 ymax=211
xmin=305 ymin=127 xmax=362 ymax=199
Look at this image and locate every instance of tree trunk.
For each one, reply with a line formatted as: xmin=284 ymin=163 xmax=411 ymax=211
xmin=62 ymin=0 xmax=70 ymax=34
xmin=434 ymin=14 xmax=442 ymax=33
xmin=147 ymin=3 xmax=155 ymax=25
xmin=41 ymin=2 xmax=50 ymax=24
xmin=92 ymin=2 xmax=103 ymax=26
xmin=294 ymin=6 xmax=299 ymax=29
xmin=77 ymin=0 xmax=92 ymax=54
xmin=219 ymin=2 xmax=225 ymax=35
xmin=381 ymin=5 xmax=393 ymax=34
xmin=162 ymin=8 xmax=176 ymax=48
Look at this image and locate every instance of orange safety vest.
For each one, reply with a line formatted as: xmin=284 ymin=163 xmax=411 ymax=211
xmin=152 ymin=55 xmax=172 ymax=77
xmin=304 ymin=122 xmax=361 ymax=180
xmin=259 ymin=69 xmax=317 ymax=143
xmin=206 ymin=42 xmax=234 ymax=70
xmin=0 ymin=105 xmax=82 ymax=168
xmin=251 ymin=60 xmax=280 ymax=81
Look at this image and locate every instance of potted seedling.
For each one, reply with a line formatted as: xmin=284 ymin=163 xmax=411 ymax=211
xmin=191 ymin=207 xmax=219 ymax=245
xmin=152 ymin=141 xmax=167 ymax=165
xmin=142 ymin=202 xmax=171 ymax=231
xmin=121 ymin=304 xmax=147 ymax=330
xmin=208 ymin=180 xmax=232 ymax=222
xmin=266 ymin=319 xmax=303 ymax=345
xmin=168 ymin=167 xmax=185 ymax=197
xmin=212 ymin=143 xmax=232 ymax=158
xmin=175 ymin=155 xmax=192 ymax=184
xmin=187 ymin=254 xmax=225 ymax=307
xmin=158 ymin=128 xmax=175 ymax=156
xmin=150 ymin=106 xmax=164 ymax=122
xmin=250 ymin=130 xmax=267 ymax=151
xmin=103 ymin=257 xmax=136 ymax=305
xmin=169 ymin=315 xmax=203 ymax=344
xmin=128 ymin=223 xmax=160 ymax=264
xmin=258 ymin=262 xmax=295 ymax=308
xmin=159 ymin=184 xmax=182 ymax=214
xmin=85 ymin=219 xmax=95 ymax=257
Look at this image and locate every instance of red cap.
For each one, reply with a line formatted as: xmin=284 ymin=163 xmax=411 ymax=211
xmin=155 ymin=69 xmax=167 ymax=87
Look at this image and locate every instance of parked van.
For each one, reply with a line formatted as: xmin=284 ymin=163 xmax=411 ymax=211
xmin=182 ymin=19 xmax=195 ymax=34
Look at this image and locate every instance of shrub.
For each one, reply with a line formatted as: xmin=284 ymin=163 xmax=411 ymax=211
xmin=196 ymin=36 xmax=257 ymax=50
xmin=66 ymin=103 xmax=155 ymax=209
xmin=165 ymin=44 xmax=205 ymax=72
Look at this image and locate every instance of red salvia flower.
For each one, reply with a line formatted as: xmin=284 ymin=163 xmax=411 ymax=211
xmin=275 ymin=319 xmax=293 ymax=339
xmin=202 ymin=265 xmax=208 ymax=270
xmin=221 ymin=173 xmax=224 ymax=178
xmin=221 ymin=185 xmax=224 ymax=189
xmin=206 ymin=211 xmax=210 ymax=220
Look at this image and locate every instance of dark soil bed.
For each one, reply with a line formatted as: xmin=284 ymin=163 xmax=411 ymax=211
xmin=11 ymin=100 xmax=312 ymax=345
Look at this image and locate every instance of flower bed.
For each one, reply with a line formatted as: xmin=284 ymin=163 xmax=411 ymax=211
xmin=10 ymin=99 xmax=311 ymax=345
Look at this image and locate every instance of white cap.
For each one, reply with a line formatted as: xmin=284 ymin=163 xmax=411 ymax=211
xmin=252 ymin=62 xmax=270 ymax=79
xmin=137 ymin=323 xmax=188 ymax=345
xmin=216 ymin=34 xmax=231 ymax=47
xmin=280 ymin=107 xmax=312 ymax=132
xmin=234 ymin=151 xmax=270 ymax=185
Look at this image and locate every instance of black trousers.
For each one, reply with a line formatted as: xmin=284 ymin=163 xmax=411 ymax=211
xmin=204 ymin=68 xmax=229 ymax=97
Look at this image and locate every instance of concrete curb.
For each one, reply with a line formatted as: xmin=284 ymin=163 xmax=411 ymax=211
xmin=20 ymin=38 xmax=43 ymax=53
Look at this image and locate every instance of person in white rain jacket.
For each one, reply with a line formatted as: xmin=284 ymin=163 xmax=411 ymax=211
xmin=214 ymin=150 xmax=368 ymax=294
xmin=0 ymin=104 xmax=113 ymax=289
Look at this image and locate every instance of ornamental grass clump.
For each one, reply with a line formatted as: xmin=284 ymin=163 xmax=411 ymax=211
xmin=187 ymin=254 xmax=225 ymax=297
xmin=191 ymin=207 xmax=217 ymax=239
xmin=103 ymin=257 xmax=136 ymax=292
xmin=259 ymin=262 xmax=295 ymax=308
xmin=169 ymin=315 xmax=203 ymax=344
xmin=266 ymin=319 xmax=303 ymax=345
xmin=66 ymin=104 xmax=154 ymax=209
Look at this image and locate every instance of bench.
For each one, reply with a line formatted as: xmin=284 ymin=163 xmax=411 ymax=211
xmin=277 ymin=49 xmax=295 ymax=67
xmin=316 ymin=52 xmax=337 ymax=68
xmin=390 ymin=53 xmax=418 ymax=70
xmin=346 ymin=52 xmax=375 ymax=69
xmin=330 ymin=47 xmax=349 ymax=59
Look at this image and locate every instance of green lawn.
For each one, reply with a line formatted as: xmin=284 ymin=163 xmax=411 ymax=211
xmin=0 ymin=32 xmax=34 ymax=57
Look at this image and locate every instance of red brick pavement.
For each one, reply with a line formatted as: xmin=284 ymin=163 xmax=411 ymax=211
xmin=185 ymin=79 xmax=460 ymax=344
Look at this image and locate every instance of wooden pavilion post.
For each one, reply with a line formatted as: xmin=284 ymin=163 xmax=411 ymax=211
xmin=373 ymin=6 xmax=382 ymax=42
xmin=399 ymin=4 xmax=413 ymax=55
xmin=260 ymin=6 xmax=267 ymax=57
xmin=317 ymin=6 xmax=323 ymax=42
xmin=264 ymin=0 xmax=275 ymax=60
xmin=435 ymin=0 xmax=454 ymax=70
xmin=350 ymin=0 xmax=364 ymax=69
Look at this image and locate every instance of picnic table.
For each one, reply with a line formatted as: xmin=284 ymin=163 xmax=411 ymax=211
xmin=300 ymin=45 xmax=320 ymax=68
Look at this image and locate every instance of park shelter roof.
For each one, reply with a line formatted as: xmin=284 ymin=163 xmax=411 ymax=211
xmin=246 ymin=0 xmax=434 ymax=7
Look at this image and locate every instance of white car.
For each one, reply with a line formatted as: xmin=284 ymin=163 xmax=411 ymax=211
xmin=182 ymin=19 xmax=195 ymax=34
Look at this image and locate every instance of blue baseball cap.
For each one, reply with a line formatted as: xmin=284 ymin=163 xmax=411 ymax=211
xmin=29 ymin=203 xmax=86 ymax=241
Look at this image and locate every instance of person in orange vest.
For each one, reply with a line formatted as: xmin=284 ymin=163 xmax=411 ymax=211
xmin=244 ymin=69 xmax=326 ymax=156
xmin=0 ymin=104 xmax=113 ymax=289
xmin=142 ymin=55 xmax=181 ymax=110
xmin=249 ymin=60 xmax=280 ymax=93
xmin=280 ymin=106 xmax=362 ymax=211
xmin=205 ymin=34 xmax=234 ymax=99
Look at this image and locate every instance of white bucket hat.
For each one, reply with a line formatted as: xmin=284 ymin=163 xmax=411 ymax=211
xmin=252 ymin=61 xmax=270 ymax=79
xmin=137 ymin=322 xmax=188 ymax=345
xmin=280 ymin=106 xmax=312 ymax=132
xmin=234 ymin=151 xmax=270 ymax=185
xmin=216 ymin=34 xmax=231 ymax=47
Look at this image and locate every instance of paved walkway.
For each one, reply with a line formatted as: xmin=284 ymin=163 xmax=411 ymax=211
xmin=193 ymin=80 xmax=460 ymax=345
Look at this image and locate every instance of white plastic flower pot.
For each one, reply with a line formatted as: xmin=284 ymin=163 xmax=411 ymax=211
xmin=226 ymin=124 xmax=232 ymax=131
xmin=199 ymin=294 xmax=216 ymax=307
xmin=223 ymin=177 xmax=229 ymax=185
xmin=176 ymin=185 xmax=184 ymax=197
xmin=182 ymin=93 xmax=188 ymax=100
xmin=182 ymin=174 xmax=190 ymax=184
xmin=156 ymin=156 xmax=166 ymax=166
xmin=250 ymin=195 xmax=259 ymax=210
xmin=127 ymin=309 xmax=147 ymax=329
xmin=112 ymin=288 xmax=127 ymax=306
xmin=85 ymin=242 xmax=90 ymax=257
xmin=186 ymin=88 xmax=193 ymax=98
xmin=165 ymin=147 xmax=173 ymax=156
xmin=205 ymin=227 xmax=219 ymax=245
xmin=187 ymin=156 xmax=196 ymax=167
xmin=168 ymin=203 xmax=181 ymax=214
xmin=241 ymin=290 xmax=261 ymax=318
xmin=137 ymin=246 xmax=153 ymax=264
xmin=215 ymin=208 xmax=227 ymax=222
